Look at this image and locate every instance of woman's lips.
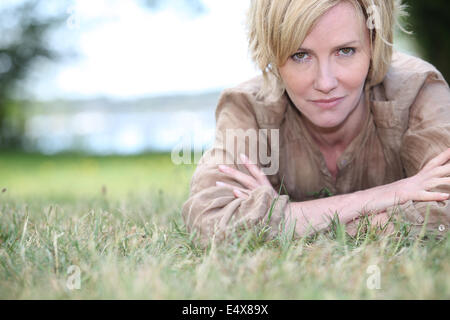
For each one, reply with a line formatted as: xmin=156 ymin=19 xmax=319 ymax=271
xmin=311 ymin=96 xmax=345 ymax=109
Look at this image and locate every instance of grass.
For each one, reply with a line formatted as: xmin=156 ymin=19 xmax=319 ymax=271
xmin=0 ymin=151 xmax=449 ymax=299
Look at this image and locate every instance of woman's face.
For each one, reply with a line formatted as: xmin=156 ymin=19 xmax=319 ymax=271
xmin=278 ymin=1 xmax=371 ymax=129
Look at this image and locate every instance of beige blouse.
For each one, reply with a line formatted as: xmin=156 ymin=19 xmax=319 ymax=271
xmin=182 ymin=51 xmax=450 ymax=246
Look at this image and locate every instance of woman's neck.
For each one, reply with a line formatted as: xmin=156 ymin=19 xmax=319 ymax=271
xmin=303 ymin=92 xmax=367 ymax=153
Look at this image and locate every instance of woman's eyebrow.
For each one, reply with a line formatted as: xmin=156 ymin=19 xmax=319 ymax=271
xmin=297 ymin=40 xmax=360 ymax=52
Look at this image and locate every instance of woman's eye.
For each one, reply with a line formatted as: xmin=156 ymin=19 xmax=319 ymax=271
xmin=292 ymin=52 xmax=310 ymax=62
xmin=337 ymin=47 xmax=355 ymax=56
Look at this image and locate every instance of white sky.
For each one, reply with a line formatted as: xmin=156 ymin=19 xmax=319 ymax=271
xmin=28 ymin=0 xmax=259 ymax=100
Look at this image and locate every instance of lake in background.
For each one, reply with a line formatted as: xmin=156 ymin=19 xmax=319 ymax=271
xmin=23 ymin=91 xmax=220 ymax=155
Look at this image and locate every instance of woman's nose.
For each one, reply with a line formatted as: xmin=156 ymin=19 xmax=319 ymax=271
xmin=313 ymin=62 xmax=338 ymax=93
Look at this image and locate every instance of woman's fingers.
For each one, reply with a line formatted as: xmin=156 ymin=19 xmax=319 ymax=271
xmin=216 ymin=181 xmax=248 ymax=193
xmin=426 ymin=176 xmax=450 ymax=189
xmin=431 ymin=163 xmax=450 ymax=178
xmin=404 ymin=149 xmax=450 ymax=203
xmin=218 ymin=164 xmax=259 ymax=189
xmin=417 ymin=190 xmax=449 ymax=202
xmin=233 ymin=189 xmax=249 ymax=199
xmin=217 ymin=154 xmax=274 ymax=199
xmin=439 ymin=177 xmax=450 ymax=185
xmin=239 ymin=154 xmax=272 ymax=187
xmin=423 ymin=148 xmax=450 ymax=170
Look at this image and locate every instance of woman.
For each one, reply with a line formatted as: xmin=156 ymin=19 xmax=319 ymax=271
xmin=182 ymin=0 xmax=450 ymax=246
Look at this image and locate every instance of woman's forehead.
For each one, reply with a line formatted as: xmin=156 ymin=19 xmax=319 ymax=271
xmin=299 ymin=2 xmax=368 ymax=50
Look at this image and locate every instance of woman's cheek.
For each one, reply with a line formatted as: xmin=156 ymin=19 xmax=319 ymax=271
xmin=336 ymin=62 xmax=368 ymax=89
xmin=349 ymin=56 xmax=371 ymax=83
xmin=285 ymin=68 xmax=314 ymax=98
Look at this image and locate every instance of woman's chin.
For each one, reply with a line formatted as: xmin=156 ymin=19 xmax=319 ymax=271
xmin=312 ymin=118 xmax=345 ymax=129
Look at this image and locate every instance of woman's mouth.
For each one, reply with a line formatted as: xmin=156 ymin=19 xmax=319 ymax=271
xmin=310 ymin=96 xmax=345 ymax=109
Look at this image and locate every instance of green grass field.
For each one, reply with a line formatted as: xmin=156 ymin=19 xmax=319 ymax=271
xmin=0 ymin=151 xmax=449 ymax=299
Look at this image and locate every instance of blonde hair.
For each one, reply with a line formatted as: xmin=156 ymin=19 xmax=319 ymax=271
xmin=246 ymin=0 xmax=409 ymax=93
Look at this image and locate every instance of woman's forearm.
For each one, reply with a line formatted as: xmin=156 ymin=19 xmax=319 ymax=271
xmin=284 ymin=180 xmax=404 ymax=237
xmin=217 ymin=149 xmax=450 ymax=237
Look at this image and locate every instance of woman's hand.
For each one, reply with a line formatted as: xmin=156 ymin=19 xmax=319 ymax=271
xmin=395 ymin=147 xmax=450 ymax=203
xmin=216 ymin=153 xmax=276 ymax=199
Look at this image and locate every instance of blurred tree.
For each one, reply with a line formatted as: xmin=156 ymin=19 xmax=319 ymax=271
xmin=0 ymin=0 xmax=206 ymax=150
xmin=405 ymin=0 xmax=450 ymax=81
xmin=0 ymin=0 xmax=65 ymax=148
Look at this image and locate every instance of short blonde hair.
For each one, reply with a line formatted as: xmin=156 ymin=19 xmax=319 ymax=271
xmin=246 ymin=0 xmax=409 ymax=92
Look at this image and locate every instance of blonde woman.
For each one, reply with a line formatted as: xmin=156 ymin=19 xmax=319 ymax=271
xmin=182 ymin=0 xmax=450 ymax=246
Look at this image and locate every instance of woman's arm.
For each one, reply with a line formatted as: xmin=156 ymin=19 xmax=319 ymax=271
xmin=284 ymin=182 xmax=402 ymax=236
xmin=219 ymin=148 xmax=450 ymax=238
xmin=182 ymin=88 xmax=290 ymax=247
xmin=286 ymin=148 xmax=450 ymax=236
xmin=392 ymin=73 xmax=450 ymax=235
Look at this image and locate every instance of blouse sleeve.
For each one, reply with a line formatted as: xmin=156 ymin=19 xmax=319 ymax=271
xmin=181 ymin=89 xmax=289 ymax=247
xmin=387 ymin=73 xmax=450 ymax=236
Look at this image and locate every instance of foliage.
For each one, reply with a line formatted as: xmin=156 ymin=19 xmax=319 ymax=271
xmin=0 ymin=0 xmax=66 ymax=147
xmin=405 ymin=0 xmax=450 ymax=81
xmin=0 ymin=0 xmax=204 ymax=149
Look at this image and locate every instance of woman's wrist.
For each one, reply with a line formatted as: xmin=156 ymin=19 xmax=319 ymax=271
xmin=353 ymin=179 xmax=408 ymax=213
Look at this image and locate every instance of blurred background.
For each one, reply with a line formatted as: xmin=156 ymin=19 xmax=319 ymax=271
xmin=0 ymin=0 xmax=448 ymax=199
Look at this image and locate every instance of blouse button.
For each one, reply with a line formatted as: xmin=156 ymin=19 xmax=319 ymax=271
xmin=438 ymin=224 xmax=445 ymax=232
